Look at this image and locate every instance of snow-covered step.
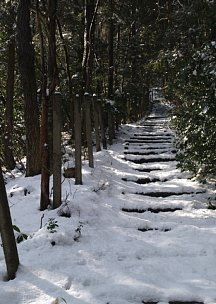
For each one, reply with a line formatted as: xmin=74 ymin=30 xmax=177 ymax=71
xmin=129 ymin=136 xmax=174 ymax=141
xmin=124 ymin=155 xmax=176 ymax=163
xmin=124 ymin=142 xmax=174 ymax=147
xmin=135 ymin=167 xmax=163 ymax=172
xmin=134 ymin=162 xmax=176 ymax=171
xmin=121 ymin=168 xmax=184 ymax=181
xmin=121 ymin=178 xmax=206 ymax=197
xmin=146 ymin=116 xmax=166 ymax=120
xmin=133 ymin=131 xmax=175 ymax=137
xmin=125 ymin=139 xmax=174 ymax=145
xmin=122 ymin=206 xmax=182 ymax=213
xmin=141 ymin=121 xmax=165 ymax=125
xmin=122 ymin=176 xmax=163 ymax=184
xmin=138 ymin=226 xmax=171 ymax=232
xmin=124 ymin=149 xmax=176 ymax=155
xmin=121 ymin=192 xmax=205 ymax=211
xmin=124 ymin=144 xmax=175 ymax=150
xmin=134 ymin=190 xmax=204 ymax=198
xmin=133 ymin=133 xmax=174 ymax=137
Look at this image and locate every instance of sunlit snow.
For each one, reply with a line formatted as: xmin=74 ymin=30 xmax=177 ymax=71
xmin=1 ymin=102 xmax=216 ymax=304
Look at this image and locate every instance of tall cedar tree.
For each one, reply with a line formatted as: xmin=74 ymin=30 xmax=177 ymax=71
xmin=107 ymin=0 xmax=115 ymax=145
xmin=40 ymin=0 xmax=59 ymax=210
xmin=81 ymin=0 xmax=100 ymax=168
xmin=36 ymin=0 xmax=50 ymax=211
xmin=3 ymin=4 xmax=16 ymax=170
xmin=16 ymin=0 xmax=41 ymax=176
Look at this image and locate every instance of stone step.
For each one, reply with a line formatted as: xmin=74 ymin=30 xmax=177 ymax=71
xmin=129 ymin=137 xmax=174 ymax=142
xmin=125 ymin=140 xmax=174 ymax=144
xmin=133 ymin=135 xmax=174 ymax=139
xmin=134 ymin=190 xmax=204 ymax=197
xmin=122 ymin=177 xmax=165 ymax=184
xmin=124 ymin=157 xmax=176 ymax=163
xmin=138 ymin=227 xmax=171 ymax=232
xmin=135 ymin=168 xmax=162 ymax=172
xmin=146 ymin=116 xmax=166 ymax=120
xmin=124 ymin=150 xmax=176 ymax=155
xmin=141 ymin=123 xmax=165 ymax=126
xmin=122 ymin=207 xmax=182 ymax=213
xmin=133 ymin=133 xmax=173 ymax=137
xmin=125 ymin=143 xmax=174 ymax=148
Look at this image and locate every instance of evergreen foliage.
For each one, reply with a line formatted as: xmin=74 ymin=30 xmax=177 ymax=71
xmin=161 ymin=0 xmax=216 ymax=176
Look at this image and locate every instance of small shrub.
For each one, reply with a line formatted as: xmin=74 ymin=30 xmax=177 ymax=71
xmin=46 ymin=218 xmax=59 ymax=233
xmin=13 ymin=225 xmax=28 ymax=243
xmin=207 ymin=197 xmax=216 ymax=210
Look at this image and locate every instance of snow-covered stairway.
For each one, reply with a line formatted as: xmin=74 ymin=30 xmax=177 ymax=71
xmin=122 ymin=102 xmax=205 ymax=206
xmin=119 ymin=101 xmax=214 ymax=303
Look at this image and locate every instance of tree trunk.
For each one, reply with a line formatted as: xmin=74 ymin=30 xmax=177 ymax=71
xmin=47 ymin=0 xmax=59 ymax=174
xmin=52 ymin=92 xmax=62 ymax=209
xmin=84 ymin=94 xmax=94 ymax=168
xmin=82 ymin=0 xmax=100 ymax=167
xmin=82 ymin=0 xmax=98 ymax=89
xmin=93 ymin=95 xmax=101 ymax=152
xmin=107 ymin=0 xmax=115 ymax=145
xmin=38 ymin=0 xmax=59 ymax=210
xmin=36 ymin=3 xmax=50 ymax=211
xmin=74 ymin=95 xmax=82 ymax=185
xmin=57 ymin=17 xmax=74 ymax=131
xmin=96 ymin=81 xmax=107 ymax=149
xmin=16 ymin=0 xmax=41 ymax=177
xmin=0 ymin=168 xmax=19 ymax=280
xmin=114 ymin=23 xmax=121 ymax=93
xmin=108 ymin=0 xmax=114 ymax=100
xmin=3 ymin=33 xmax=16 ymax=170
xmin=40 ymin=95 xmax=50 ymax=211
xmin=98 ymin=99 xmax=107 ymax=149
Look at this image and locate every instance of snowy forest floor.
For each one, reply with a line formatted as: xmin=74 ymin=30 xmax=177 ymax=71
xmin=1 ymin=101 xmax=216 ymax=304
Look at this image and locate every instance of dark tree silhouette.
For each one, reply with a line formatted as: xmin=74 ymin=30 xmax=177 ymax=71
xmin=0 ymin=168 xmax=19 ymax=280
xmin=16 ymin=0 xmax=41 ymax=176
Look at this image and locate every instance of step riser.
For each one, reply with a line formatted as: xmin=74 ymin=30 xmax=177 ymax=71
xmin=124 ymin=158 xmax=176 ymax=163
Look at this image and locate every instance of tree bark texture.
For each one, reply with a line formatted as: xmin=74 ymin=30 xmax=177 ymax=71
xmin=0 ymin=168 xmax=19 ymax=280
xmin=108 ymin=0 xmax=114 ymax=100
xmin=93 ymin=96 xmax=101 ymax=152
xmin=107 ymin=0 xmax=115 ymax=145
xmin=47 ymin=0 xmax=59 ymax=173
xmin=36 ymin=3 xmax=51 ymax=211
xmin=74 ymin=96 xmax=82 ymax=185
xmin=56 ymin=17 xmax=74 ymax=130
xmin=47 ymin=0 xmax=59 ymax=95
xmin=82 ymin=0 xmax=100 ymax=168
xmin=82 ymin=0 xmax=99 ymax=90
xmin=3 ymin=33 xmax=16 ymax=170
xmin=40 ymin=96 xmax=50 ymax=211
xmin=16 ymin=0 xmax=41 ymax=177
xmin=98 ymin=100 xmax=107 ymax=149
xmin=84 ymin=94 xmax=94 ymax=168
xmin=52 ymin=92 xmax=62 ymax=209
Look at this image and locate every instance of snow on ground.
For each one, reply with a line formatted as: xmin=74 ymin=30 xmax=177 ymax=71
xmin=1 ymin=102 xmax=216 ymax=304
